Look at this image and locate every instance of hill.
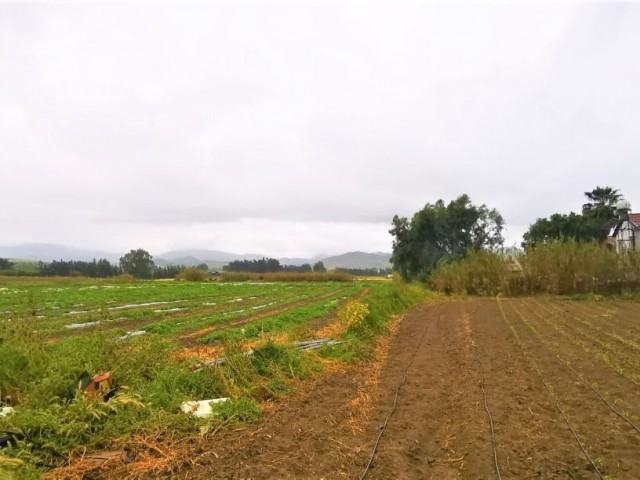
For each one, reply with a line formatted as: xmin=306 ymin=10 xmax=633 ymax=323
xmin=319 ymin=251 xmax=391 ymax=270
xmin=0 ymin=243 xmax=119 ymax=262
xmin=0 ymin=244 xmax=392 ymax=270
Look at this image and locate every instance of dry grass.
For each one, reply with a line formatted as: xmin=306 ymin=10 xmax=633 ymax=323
xmin=346 ymin=314 xmax=404 ymax=433
xmin=53 ymin=433 xmax=201 ymax=480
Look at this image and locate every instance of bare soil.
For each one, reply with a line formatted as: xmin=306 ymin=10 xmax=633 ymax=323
xmin=92 ymin=298 xmax=640 ymax=479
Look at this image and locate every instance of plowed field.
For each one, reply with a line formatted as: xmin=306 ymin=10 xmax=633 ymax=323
xmin=172 ymin=298 xmax=640 ymax=479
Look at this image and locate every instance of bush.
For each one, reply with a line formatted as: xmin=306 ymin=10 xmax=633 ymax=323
xmin=176 ymin=267 xmax=207 ymax=282
xmin=336 ymin=300 xmax=370 ymax=332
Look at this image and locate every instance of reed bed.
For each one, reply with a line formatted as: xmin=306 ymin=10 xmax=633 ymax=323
xmin=431 ymin=241 xmax=640 ymax=296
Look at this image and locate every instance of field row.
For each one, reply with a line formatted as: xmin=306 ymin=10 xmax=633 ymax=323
xmin=0 ymin=281 xmax=358 ymax=343
xmin=491 ymin=298 xmax=640 ymax=478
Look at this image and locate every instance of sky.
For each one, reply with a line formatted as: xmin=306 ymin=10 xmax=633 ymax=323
xmin=1 ymin=1 xmax=639 ymax=257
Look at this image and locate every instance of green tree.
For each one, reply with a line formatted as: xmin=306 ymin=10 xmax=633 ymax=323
xmin=523 ymin=186 xmax=623 ymax=248
xmin=390 ymin=195 xmax=504 ymax=281
xmin=582 ymin=186 xmax=622 ymax=220
xmin=299 ymin=263 xmax=313 ymax=273
xmin=0 ymin=258 xmax=13 ymax=270
xmin=196 ymin=263 xmax=209 ymax=271
xmin=312 ymin=261 xmax=327 ymax=273
xmin=95 ymin=258 xmax=116 ymax=277
xmin=119 ymin=249 xmax=155 ymax=279
xmin=522 ymin=212 xmax=604 ymax=248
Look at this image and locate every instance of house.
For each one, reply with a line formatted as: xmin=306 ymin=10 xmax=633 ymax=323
xmin=609 ymin=200 xmax=640 ymax=253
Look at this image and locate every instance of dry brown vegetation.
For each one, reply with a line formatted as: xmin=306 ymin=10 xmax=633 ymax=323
xmin=431 ymin=240 xmax=640 ymax=296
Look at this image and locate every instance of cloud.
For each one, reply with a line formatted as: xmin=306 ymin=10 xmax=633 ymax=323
xmin=1 ymin=2 xmax=639 ymax=255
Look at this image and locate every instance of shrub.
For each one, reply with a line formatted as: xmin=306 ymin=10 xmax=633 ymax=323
xmin=336 ymin=300 xmax=370 ymax=332
xmin=176 ymin=267 xmax=207 ymax=282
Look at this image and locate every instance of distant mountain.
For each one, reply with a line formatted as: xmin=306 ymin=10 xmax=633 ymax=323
xmin=158 ymin=249 xmax=263 ymax=263
xmin=278 ymin=256 xmax=323 ymax=267
xmin=0 ymin=244 xmax=392 ymax=270
xmin=155 ymin=255 xmax=203 ymax=266
xmin=320 ymin=251 xmax=392 ymax=270
xmin=151 ymin=250 xmax=392 ymax=269
xmin=0 ymin=243 xmax=120 ymax=262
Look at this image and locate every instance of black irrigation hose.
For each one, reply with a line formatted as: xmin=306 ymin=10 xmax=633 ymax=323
xmin=532 ymin=298 xmax=640 ymax=390
xmin=475 ymin=351 xmax=502 ymax=480
xmin=496 ymin=296 xmax=605 ymax=480
xmin=358 ymin=314 xmax=432 ymax=480
xmin=509 ymin=299 xmax=640 ymax=436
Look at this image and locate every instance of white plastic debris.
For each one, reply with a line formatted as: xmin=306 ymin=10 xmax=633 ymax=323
xmin=180 ymin=398 xmax=229 ymax=418
xmin=66 ymin=321 xmax=101 ymax=329
xmin=116 ymin=330 xmax=147 ymax=341
xmin=0 ymin=407 xmax=14 ymax=418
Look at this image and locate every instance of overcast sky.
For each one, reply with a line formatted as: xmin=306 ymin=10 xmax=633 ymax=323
xmin=1 ymin=1 xmax=639 ymax=256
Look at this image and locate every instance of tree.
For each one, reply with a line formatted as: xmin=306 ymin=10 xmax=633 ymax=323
xmin=196 ymin=263 xmax=209 ymax=271
xmin=119 ymin=249 xmax=155 ymax=279
xmin=224 ymin=258 xmax=282 ymax=273
xmin=390 ymin=195 xmax=504 ymax=281
xmin=96 ymin=258 xmax=117 ymax=277
xmin=522 ymin=213 xmax=604 ymax=248
xmin=523 ymin=186 xmax=623 ymax=248
xmin=313 ymin=261 xmax=327 ymax=273
xmin=582 ymin=186 xmax=622 ymax=220
xmin=0 ymin=258 xmax=13 ymax=270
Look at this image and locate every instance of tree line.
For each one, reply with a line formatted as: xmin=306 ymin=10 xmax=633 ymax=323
xmin=1 ymin=250 xmax=332 ymax=278
xmin=223 ymin=258 xmax=327 ymax=273
xmin=335 ymin=267 xmax=392 ymax=277
xmin=390 ymin=186 xmax=626 ymax=281
xmin=522 ymin=186 xmax=621 ymax=248
xmin=0 ymin=249 xmax=187 ymax=279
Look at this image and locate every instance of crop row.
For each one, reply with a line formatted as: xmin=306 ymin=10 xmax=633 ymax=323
xmin=0 ymin=282 xmax=345 ymax=335
xmin=505 ymin=299 xmax=640 ymax=431
xmin=496 ymin=297 xmax=608 ymax=478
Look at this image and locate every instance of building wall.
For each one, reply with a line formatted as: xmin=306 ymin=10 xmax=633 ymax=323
xmin=616 ymin=220 xmax=638 ymax=253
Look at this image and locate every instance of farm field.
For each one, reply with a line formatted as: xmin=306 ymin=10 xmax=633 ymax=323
xmin=162 ymin=297 xmax=640 ymax=479
xmin=0 ymin=277 xmax=431 ymax=479
xmin=0 ymin=279 xmax=356 ymax=340
xmin=5 ymin=283 xmax=640 ymax=479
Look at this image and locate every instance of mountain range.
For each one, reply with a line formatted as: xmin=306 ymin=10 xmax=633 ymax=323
xmin=0 ymin=243 xmax=391 ymax=270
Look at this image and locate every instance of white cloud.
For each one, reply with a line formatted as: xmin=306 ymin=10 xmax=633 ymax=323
xmin=1 ymin=2 xmax=639 ymax=255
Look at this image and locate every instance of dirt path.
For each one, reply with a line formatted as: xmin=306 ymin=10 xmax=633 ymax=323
xmin=95 ymin=298 xmax=640 ymax=479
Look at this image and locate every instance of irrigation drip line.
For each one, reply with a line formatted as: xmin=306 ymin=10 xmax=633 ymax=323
xmin=532 ymin=298 xmax=640 ymax=391
xmin=496 ymin=296 xmax=605 ymax=480
xmin=509 ymin=299 xmax=640 ymax=436
xmin=475 ymin=351 xmax=502 ymax=480
xmin=358 ymin=314 xmax=431 ymax=480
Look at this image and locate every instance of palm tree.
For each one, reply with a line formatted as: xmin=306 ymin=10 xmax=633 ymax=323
xmin=582 ymin=186 xmax=622 ymax=220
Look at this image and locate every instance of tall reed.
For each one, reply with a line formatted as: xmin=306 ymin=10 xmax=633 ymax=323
xmin=430 ymin=241 xmax=640 ymax=296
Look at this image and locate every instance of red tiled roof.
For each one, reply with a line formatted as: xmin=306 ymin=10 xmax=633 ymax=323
xmin=630 ymin=213 xmax=640 ymax=225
